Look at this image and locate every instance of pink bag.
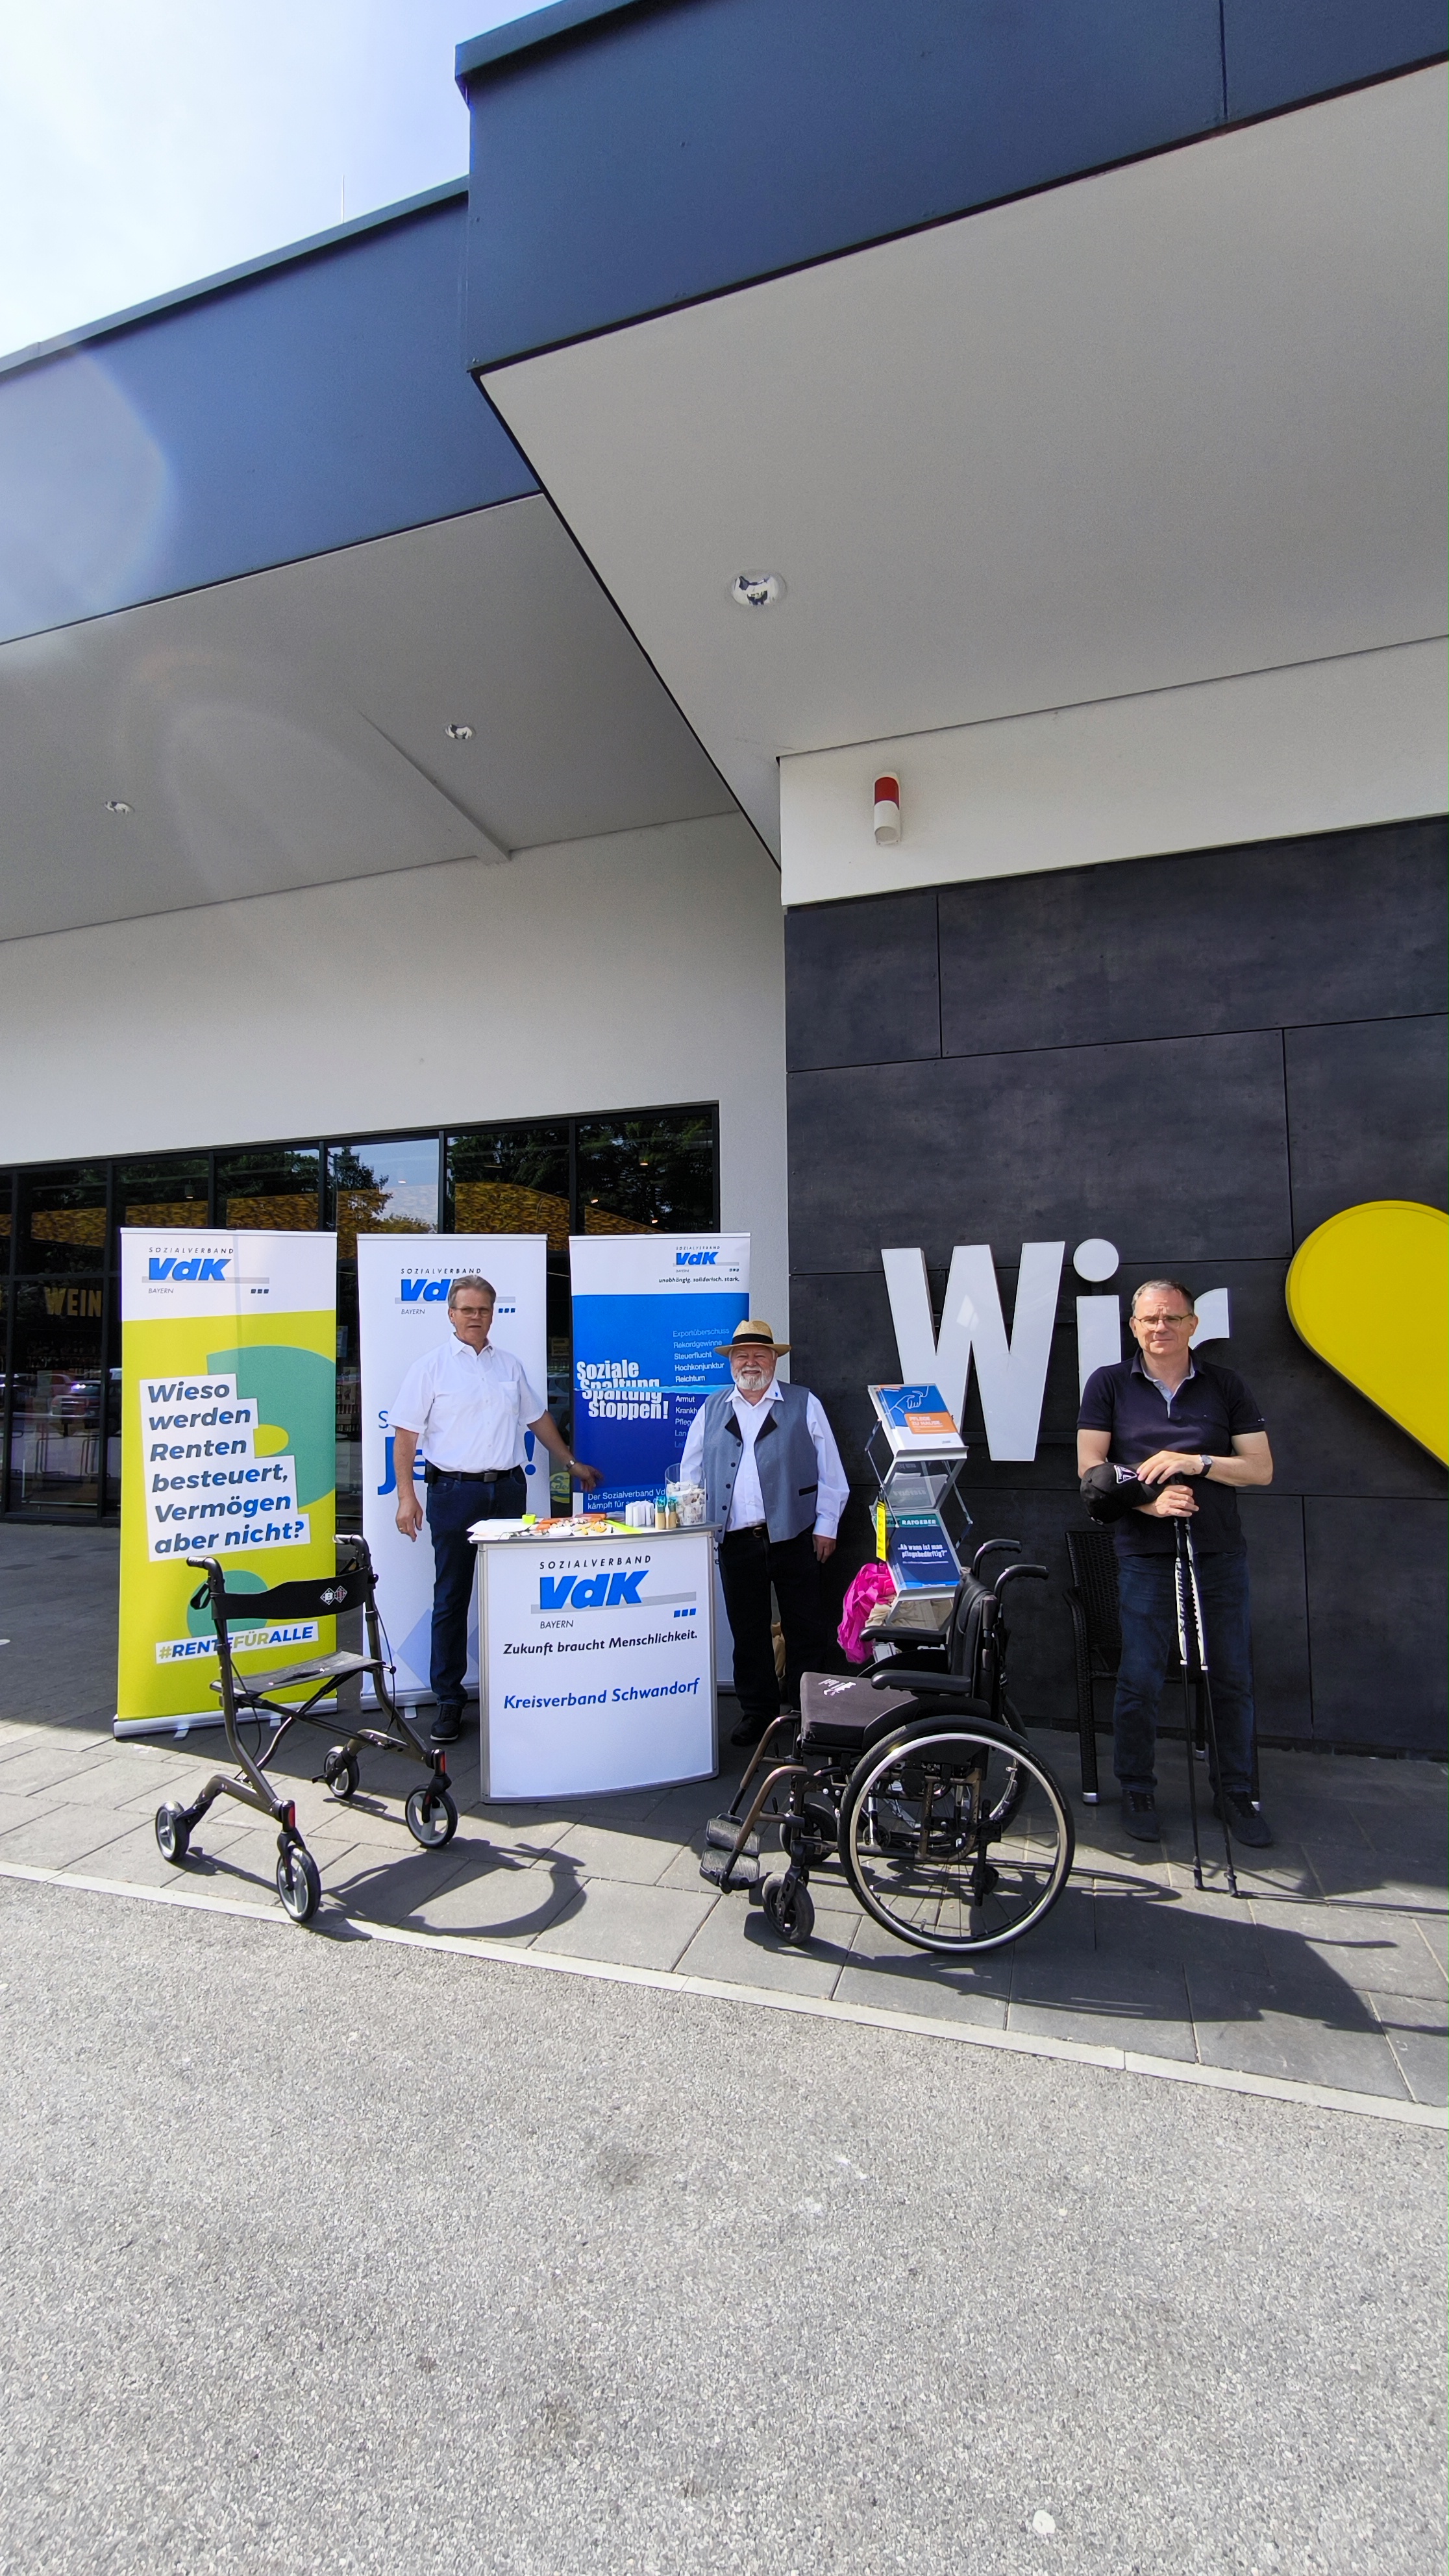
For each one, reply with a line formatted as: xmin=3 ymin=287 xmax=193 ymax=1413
xmin=837 ymin=1561 xmax=897 ymax=1665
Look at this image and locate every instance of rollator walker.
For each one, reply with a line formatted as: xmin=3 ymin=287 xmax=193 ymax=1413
xmin=154 ymin=1535 xmax=460 ymax=1925
xmin=700 ymin=1540 xmax=1076 ymax=1954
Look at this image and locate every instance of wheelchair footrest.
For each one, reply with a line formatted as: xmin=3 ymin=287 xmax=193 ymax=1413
xmin=700 ymin=1845 xmax=763 ymax=1890
xmin=704 ymin=1815 xmax=760 ymax=1855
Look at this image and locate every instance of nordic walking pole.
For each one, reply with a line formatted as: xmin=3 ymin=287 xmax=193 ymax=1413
xmin=1172 ymin=1513 xmax=1208 ymax=1890
xmin=1181 ymin=1519 xmax=1239 ymax=1898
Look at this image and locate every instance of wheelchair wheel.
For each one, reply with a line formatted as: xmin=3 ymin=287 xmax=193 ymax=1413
xmin=406 ymin=1784 xmax=458 ymax=1850
xmin=155 ymin=1803 xmax=191 ymax=1865
xmin=840 ymin=1722 xmax=1073 ymax=1955
xmin=276 ymin=1842 xmax=321 ymax=1925
xmin=761 ymin=1872 xmax=815 ymax=1947
xmin=323 ymin=1746 xmax=360 ymax=1802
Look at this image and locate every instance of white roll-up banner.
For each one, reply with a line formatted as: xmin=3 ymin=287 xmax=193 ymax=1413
xmin=358 ymin=1236 xmax=550 ymax=1704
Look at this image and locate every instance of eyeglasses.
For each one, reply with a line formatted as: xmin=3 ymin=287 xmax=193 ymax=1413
xmin=1134 ymin=1313 xmax=1193 ymax=1327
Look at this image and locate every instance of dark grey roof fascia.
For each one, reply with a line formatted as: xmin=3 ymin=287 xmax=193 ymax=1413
xmin=0 ymin=177 xmax=469 ymax=382
xmin=456 ymin=1 xmax=643 ymax=87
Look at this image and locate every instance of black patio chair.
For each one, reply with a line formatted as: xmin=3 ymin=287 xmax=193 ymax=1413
xmin=1065 ymin=1524 xmax=1121 ymax=1802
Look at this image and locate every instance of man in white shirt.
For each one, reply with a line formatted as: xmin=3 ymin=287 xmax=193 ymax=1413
xmin=678 ymin=1319 xmax=849 ymax=1748
xmin=392 ymin=1274 xmax=599 ymax=1740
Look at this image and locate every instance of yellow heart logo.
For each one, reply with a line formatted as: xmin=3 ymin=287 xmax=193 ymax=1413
xmin=1285 ymin=1200 xmax=1447 ymax=1464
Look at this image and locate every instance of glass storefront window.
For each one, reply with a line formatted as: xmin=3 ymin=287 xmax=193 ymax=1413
xmin=447 ymin=1126 xmax=573 ymax=1438
xmin=328 ymin=1138 xmax=440 ymax=1261
xmin=8 ymin=1280 xmax=105 ymax=1509
xmin=105 ymin=1364 xmax=123 ymax=1511
xmin=113 ymin=1152 xmax=210 ymax=1260
xmin=576 ymin=1109 xmax=716 ymax=1235
xmin=445 ymin=1125 xmax=570 ymax=1247
xmin=16 ymin=1165 xmax=107 ymax=1272
xmin=217 ymin=1145 xmax=321 ymax=1235
xmin=2 ymin=1108 xmax=719 ymax=1521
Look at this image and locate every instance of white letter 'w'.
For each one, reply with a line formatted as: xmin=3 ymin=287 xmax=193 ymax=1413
xmin=880 ymin=1244 xmax=1065 ymax=1463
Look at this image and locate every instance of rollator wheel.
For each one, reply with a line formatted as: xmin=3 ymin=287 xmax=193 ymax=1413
xmin=276 ymin=1842 xmax=321 ymax=1925
xmin=761 ymin=1873 xmax=815 ymax=1947
xmin=155 ymin=1803 xmax=191 ymax=1865
xmin=840 ymin=1722 xmax=1074 ymax=1956
xmin=323 ymin=1747 xmax=360 ymax=1802
xmin=406 ymin=1784 xmax=458 ymax=1850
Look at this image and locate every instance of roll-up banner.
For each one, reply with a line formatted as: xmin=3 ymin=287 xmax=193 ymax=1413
xmin=358 ymin=1235 xmax=550 ymax=1705
xmin=567 ymin=1233 xmax=749 ymax=1513
xmin=115 ymin=1230 xmax=338 ymax=1735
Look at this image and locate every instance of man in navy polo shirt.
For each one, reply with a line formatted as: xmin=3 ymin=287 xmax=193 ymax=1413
xmin=1078 ymin=1278 xmax=1274 ymax=1846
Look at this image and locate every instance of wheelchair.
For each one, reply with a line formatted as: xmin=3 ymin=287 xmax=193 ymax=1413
xmin=153 ymin=1535 xmax=460 ymax=1926
xmin=700 ymin=1541 xmax=1074 ymax=1955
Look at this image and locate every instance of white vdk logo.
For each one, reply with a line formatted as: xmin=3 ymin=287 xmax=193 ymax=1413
xmin=882 ymin=1239 xmax=1230 ymax=1463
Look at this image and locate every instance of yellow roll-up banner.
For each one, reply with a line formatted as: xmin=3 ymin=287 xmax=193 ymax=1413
xmin=116 ymin=1228 xmax=337 ymax=1731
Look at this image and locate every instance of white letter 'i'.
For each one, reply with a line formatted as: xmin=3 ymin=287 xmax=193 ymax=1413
xmin=1074 ymin=1238 xmax=1121 ymax=1395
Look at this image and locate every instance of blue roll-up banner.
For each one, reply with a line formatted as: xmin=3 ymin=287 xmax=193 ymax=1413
xmin=568 ymin=1233 xmax=749 ymax=1512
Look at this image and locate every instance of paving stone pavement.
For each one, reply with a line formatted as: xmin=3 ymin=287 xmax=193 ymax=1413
xmin=1 ymin=1522 xmax=1443 ymax=2105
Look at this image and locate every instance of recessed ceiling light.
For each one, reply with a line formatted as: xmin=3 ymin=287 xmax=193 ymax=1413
xmin=105 ymin=799 xmax=132 ymax=815
xmin=730 ymin=571 xmax=786 ymax=609
xmin=445 ymin=721 xmax=474 ymax=741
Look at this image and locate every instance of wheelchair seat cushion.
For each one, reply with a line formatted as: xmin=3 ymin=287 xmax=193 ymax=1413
xmin=798 ymin=1670 xmax=919 ymax=1753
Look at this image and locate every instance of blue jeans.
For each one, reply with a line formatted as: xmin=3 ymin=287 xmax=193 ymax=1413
xmin=425 ymin=1469 xmax=525 ymax=1709
xmin=1113 ymin=1546 xmax=1256 ymax=1796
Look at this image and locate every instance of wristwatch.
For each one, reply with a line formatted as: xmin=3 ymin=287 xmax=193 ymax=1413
xmin=1200 ymin=1454 xmax=1211 ymax=1477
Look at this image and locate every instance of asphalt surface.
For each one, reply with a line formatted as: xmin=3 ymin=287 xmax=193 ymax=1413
xmin=0 ymin=1876 xmax=1441 ymax=2575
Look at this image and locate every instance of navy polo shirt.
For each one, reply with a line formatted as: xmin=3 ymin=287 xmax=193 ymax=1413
xmin=1078 ymin=1353 xmax=1266 ymax=1555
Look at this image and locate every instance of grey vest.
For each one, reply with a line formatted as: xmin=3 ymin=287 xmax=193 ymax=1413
xmin=699 ymin=1381 xmax=820 ymax=1544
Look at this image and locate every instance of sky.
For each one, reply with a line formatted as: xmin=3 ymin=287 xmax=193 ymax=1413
xmin=0 ymin=0 xmax=547 ymax=360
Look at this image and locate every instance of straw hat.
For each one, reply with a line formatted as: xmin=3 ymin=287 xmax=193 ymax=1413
xmin=715 ymin=1317 xmax=791 ymax=1357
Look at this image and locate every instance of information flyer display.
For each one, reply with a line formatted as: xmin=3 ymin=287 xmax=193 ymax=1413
xmin=358 ymin=1235 xmax=550 ymax=1703
xmin=479 ymin=1527 xmax=715 ymax=1799
xmin=568 ymin=1233 xmax=749 ymax=1512
xmin=116 ymin=1230 xmax=337 ymax=1732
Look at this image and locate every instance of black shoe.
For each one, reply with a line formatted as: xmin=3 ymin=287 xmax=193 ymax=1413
xmin=430 ymin=1705 xmax=463 ymax=1744
xmin=1213 ymin=1791 xmax=1273 ymax=1848
xmin=729 ymin=1717 xmax=771 ymax=1749
xmin=1121 ymin=1789 xmax=1160 ymax=1840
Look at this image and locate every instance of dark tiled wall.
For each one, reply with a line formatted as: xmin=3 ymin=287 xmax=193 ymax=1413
xmin=785 ymin=817 xmax=1448 ymax=1757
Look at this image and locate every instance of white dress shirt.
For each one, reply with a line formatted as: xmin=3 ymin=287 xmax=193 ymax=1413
xmin=678 ymin=1379 xmax=850 ymax=1538
xmin=391 ymin=1335 xmax=543 ymax=1474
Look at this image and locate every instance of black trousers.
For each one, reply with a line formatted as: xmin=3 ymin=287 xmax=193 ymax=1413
xmin=425 ymin=1467 xmax=526 ymax=1709
xmin=718 ymin=1525 xmax=826 ymax=1724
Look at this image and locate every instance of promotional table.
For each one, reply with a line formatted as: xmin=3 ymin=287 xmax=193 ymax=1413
xmin=473 ymin=1523 xmax=717 ymax=1801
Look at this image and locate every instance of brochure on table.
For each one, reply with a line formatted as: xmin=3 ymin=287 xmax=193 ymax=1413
xmin=358 ymin=1235 xmax=550 ymax=1704
xmin=115 ymin=1228 xmax=337 ymax=1734
xmin=477 ymin=1522 xmax=716 ymax=1799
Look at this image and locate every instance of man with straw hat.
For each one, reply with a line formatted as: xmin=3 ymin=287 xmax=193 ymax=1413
xmin=678 ymin=1319 xmax=849 ymax=1748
